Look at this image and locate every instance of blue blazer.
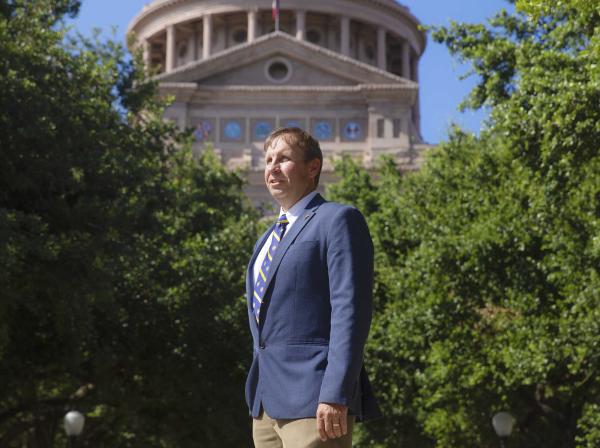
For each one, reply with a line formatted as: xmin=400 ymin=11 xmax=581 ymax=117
xmin=245 ymin=193 xmax=381 ymax=421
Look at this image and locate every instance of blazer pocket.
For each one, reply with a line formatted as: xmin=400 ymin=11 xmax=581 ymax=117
xmin=287 ymin=240 xmax=321 ymax=272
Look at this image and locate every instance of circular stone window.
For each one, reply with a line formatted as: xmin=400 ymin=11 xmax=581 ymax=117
xmin=232 ymin=28 xmax=247 ymax=44
xmin=264 ymin=58 xmax=292 ymax=84
xmin=306 ymin=29 xmax=322 ymax=44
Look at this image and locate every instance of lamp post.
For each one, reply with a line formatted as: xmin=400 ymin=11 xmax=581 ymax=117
xmin=64 ymin=411 xmax=85 ymax=447
xmin=492 ymin=411 xmax=515 ymax=448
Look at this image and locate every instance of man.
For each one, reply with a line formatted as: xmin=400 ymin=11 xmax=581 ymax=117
xmin=245 ymin=127 xmax=380 ymax=448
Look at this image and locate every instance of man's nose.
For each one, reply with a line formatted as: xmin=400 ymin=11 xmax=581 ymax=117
xmin=267 ymin=161 xmax=281 ymax=173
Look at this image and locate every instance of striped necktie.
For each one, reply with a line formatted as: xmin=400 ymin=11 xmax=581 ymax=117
xmin=252 ymin=214 xmax=289 ymax=323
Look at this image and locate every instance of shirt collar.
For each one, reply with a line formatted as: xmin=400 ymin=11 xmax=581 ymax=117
xmin=279 ymin=190 xmax=318 ymax=222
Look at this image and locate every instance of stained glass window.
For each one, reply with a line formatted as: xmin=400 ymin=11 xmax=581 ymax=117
xmin=343 ymin=121 xmax=362 ymax=140
xmin=313 ymin=121 xmax=333 ymax=140
xmin=224 ymin=120 xmax=242 ymax=140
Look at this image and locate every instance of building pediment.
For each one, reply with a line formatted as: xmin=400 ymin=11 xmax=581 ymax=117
xmin=155 ymin=32 xmax=418 ymax=88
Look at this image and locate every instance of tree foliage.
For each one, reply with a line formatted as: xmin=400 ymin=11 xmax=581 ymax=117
xmin=516 ymin=0 xmax=600 ymax=18
xmin=0 ymin=1 xmax=257 ymax=446
xmin=328 ymin=2 xmax=600 ymax=447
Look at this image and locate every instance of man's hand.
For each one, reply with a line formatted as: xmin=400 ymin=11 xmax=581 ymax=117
xmin=316 ymin=402 xmax=348 ymax=441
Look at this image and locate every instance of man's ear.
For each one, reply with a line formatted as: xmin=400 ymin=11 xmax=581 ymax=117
xmin=308 ymin=158 xmax=321 ymax=179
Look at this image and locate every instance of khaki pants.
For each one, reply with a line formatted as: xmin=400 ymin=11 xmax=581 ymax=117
xmin=253 ymin=410 xmax=354 ymax=448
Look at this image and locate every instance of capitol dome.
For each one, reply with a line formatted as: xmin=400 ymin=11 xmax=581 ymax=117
xmin=128 ymin=0 xmax=428 ymax=205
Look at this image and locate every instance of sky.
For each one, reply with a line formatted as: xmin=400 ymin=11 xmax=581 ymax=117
xmin=70 ymin=0 xmax=514 ymax=144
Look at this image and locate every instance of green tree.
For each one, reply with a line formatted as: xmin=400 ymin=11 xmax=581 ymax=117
xmin=0 ymin=1 xmax=257 ymax=446
xmin=329 ymin=2 xmax=600 ymax=446
xmin=516 ymin=0 xmax=600 ymax=18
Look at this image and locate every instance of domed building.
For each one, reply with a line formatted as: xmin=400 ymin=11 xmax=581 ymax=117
xmin=128 ymin=0 xmax=428 ymax=205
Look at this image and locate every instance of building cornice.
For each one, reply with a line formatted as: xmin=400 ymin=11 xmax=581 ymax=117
xmin=158 ymin=83 xmax=418 ymax=104
xmin=160 ymin=83 xmax=417 ymax=92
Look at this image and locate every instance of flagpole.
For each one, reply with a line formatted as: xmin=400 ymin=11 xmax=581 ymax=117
xmin=273 ymin=0 xmax=280 ymax=32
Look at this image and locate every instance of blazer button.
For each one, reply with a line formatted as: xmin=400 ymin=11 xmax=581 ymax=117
xmin=259 ymin=342 xmax=266 ymax=349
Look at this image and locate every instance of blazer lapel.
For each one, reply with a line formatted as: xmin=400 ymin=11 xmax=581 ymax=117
xmin=259 ymin=194 xmax=324 ymax=306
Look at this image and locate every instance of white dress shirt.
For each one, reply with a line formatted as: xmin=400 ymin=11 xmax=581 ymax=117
xmin=253 ymin=190 xmax=319 ymax=284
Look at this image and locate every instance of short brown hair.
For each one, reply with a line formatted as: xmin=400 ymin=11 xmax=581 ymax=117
xmin=263 ymin=127 xmax=323 ymax=186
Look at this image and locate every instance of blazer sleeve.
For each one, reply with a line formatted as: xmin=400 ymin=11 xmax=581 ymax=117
xmin=318 ymin=206 xmax=374 ymax=406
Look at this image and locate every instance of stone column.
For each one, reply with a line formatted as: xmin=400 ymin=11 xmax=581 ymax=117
xmin=247 ymin=9 xmax=257 ymax=42
xmin=188 ymin=29 xmax=197 ymax=62
xmin=402 ymin=40 xmax=411 ymax=79
xmin=143 ymin=39 xmax=151 ymax=69
xmin=413 ymin=55 xmax=419 ymax=82
xmin=377 ymin=27 xmax=386 ymax=70
xmin=366 ymin=104 xmax=382 ymax=168
xmin=166 ymin=25 xmax=176 ymax=72
xmin=203 ymin=14 xmax=212 ymax=59
xmin=413 ymin=59 xmax=421 ymax=136
xmin=296 ymin=10 xmax=306 ymax=40
xmin=340 ymin=16 xmax=350 ymax=56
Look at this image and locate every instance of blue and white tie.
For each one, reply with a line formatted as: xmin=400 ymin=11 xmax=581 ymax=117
xmin=252 ymin=214 xmax=289 ymax=323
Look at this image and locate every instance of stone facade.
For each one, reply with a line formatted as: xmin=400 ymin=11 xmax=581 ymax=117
xmin=128 ymin=0 xmax=430 ymax=206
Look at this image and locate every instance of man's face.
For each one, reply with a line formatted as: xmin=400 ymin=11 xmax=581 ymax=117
xmin=264 ymin=137 xmax=320 ymax=210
